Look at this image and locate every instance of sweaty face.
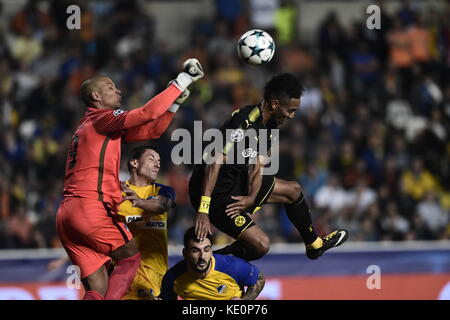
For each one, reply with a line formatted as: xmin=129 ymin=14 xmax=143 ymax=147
xmin=185 ymin=239 xmax=212 ymax=273
xmin=96 ymin=77 xmax=122 ymax=109
xmin=271 ymin=97 xmax=300 ymax=127
xmin=136 ymin=149 xmax=160 ymax=181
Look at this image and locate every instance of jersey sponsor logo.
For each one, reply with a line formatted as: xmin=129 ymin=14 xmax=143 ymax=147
xmin=125 ymin=215 xmax=142 ymax=223
xmin=143 ymin=220 xmax=166 ymax=230
xmin=234 ymin=215 xmax=246 ymax=227
xmin=125 ymin=217 xmax=166 ymax=230
xmin=113 ymin=108 xmax=125 ymax=116
xmin=217 ymin=285 xmax=227 ymax=294
xmin=230 ymin=129 xmax=244 ymax=142
xmin=242 ymin=148 xmax=258 ymax=158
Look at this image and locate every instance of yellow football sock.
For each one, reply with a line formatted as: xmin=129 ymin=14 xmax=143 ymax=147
xmin=306 ymin=237 xmax=323 ymax=249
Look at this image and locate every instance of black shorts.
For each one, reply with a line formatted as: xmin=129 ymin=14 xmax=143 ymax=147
xmin=189 ymin=174 xmax=276 ymax=239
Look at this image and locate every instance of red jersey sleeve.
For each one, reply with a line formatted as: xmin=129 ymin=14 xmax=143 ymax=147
xmin=123 ymin=111 xmax=176 ymax=142
xmin=89 ymin=84 xmax=182 ymax=137
xmin=124 ymin=84 xmax=181 ymax=128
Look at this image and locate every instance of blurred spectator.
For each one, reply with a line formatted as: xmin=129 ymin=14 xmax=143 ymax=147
xmin=248 ymin=0 xmax=278 ymax=33
xmin=401 ymin=157 xmax=439 ymax=201
xmin=346 ymin=179 xmax=377 ymax=218
xmin=299 ymin=161 xmax=328 ymax=204
xmin=381 ymin=201 xmax=410 ymax=240
xmin=274 ymin=0 xmax=297 ymax=45
xmin=387 ymin=19 xmax=413 ymax=95
xmin=349 ymin=42 xmax=380 ymax=97
xmin=7 ymin=204 xmax=38 ymax=248
xmin=416 ymin=191 xmax=448 ymax=238
xmin=314 ymin=175 xmax=350 ymax=215
xmin=10 ymin=25 xmax=43 ymax=67
xmin=362 ymin=133 xmax=386 ymax=186
xmin=407 ymin=16 xmax=432 ymax=64
xmin=215 ymin=0 xmax=243 ymax=33
xmin=320 ymin=102 xmax=345 ymax=143
xmin=318 ymin=12 xmax=348 ymax=63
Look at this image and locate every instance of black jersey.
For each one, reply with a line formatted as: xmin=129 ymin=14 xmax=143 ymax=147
xmin=189 ymin=104 xmax=275 ymax=195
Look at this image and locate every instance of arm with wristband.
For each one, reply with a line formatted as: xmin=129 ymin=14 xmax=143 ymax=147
xmin=194 ymin=153 xmax=227 ymax=241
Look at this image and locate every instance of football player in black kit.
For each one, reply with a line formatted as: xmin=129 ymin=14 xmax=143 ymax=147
xmin=189 ymin=73 xmax=348 ymax=261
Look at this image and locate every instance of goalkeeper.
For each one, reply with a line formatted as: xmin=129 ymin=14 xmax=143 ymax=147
xmin=56 ymin=59 xmax=204 ymax=300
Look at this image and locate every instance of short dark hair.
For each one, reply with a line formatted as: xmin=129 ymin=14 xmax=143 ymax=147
xmin=263 ymin=73 xmax=304 ymax=103
xmin=127 ymin=145 xmax=157 ymax=173
xmin=80 ymin=76 xmax=105 ymax=107
xmin=183 ymin=226 xmax=213 ymax=248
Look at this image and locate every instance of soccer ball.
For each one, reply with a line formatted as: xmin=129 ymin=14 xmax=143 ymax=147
xmin=237 ymin=29 xmax=275 ymax=65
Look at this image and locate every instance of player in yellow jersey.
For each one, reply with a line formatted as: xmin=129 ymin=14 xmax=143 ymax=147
xmin=118 ymin=146 xmax=176 ymax=300
xmin=158 ymin=227 xmax=265 ymax=300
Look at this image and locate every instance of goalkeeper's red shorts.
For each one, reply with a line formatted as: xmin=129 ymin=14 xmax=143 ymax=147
xmin=56 ymin=197 xmax=132 ymax=278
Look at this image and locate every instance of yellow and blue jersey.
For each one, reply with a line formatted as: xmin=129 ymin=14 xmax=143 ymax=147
xmin=160 ymin=254 xmax=260 ymax=300
xmin=118 ymin=181 xmax=175 ymax=297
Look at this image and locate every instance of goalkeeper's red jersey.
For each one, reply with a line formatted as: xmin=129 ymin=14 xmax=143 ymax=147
xmin=62 ymin=84 xmax=181 ymax=209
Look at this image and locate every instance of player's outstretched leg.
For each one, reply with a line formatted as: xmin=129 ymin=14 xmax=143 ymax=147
xmin=267 ymin=178 xmax=348 ymax=259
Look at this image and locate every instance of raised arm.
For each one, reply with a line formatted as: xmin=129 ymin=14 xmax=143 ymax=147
xmin=195 ymin=154 xmax=227 ymax=241
xmin=122 ymin=183 xmax=175 ymax=221
xmin=125 ymin=58 xmax=203 ymax=128
xmin=92 ymin=59 xmax=203 ymax=136
xmin=123 ymin=85 xmax=190 ymax=142
xmin=123 ymin=111 xmax=176 ymax=142
xmin=123 ymin=85 xmax=181 ymax=129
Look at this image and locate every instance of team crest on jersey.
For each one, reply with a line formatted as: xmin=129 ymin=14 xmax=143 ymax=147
xmin=231 ymin=129 xmax=244 ymax=142
xmin=217 ymin=285 xmax=227 ymax=294
xmin=234 ymin=215 xmax=246 ymax=227
xmin=242 ymin=148 xmax=258 ymax=158
xmin=113 ymin=108 xmax=125 ymax=116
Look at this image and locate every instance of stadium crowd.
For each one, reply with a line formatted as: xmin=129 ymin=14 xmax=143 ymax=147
xmin=0 ymin=0 xmax=449 ymax=249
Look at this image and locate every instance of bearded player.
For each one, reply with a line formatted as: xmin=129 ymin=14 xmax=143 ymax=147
xmin=159 ymin=227 xmax=265 ymax=300
xmin=190 ymin=73 xmax=348 ymax=261
xmin=56 ymin=59 xmax=204 ymax=300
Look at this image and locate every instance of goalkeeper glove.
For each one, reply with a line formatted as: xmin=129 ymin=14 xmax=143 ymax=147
xmin=168 ymin=81 xmax=190 ymax=113
xmin=173 ymin=58 xmax=204 ymax=91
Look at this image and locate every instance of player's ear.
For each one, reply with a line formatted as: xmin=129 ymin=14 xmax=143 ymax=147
xmin=182 ymin=248 xmax=187 ymax=259
xmin=270 ymin=99 xmax=280 ymax=111
xmin=129 ymin=159 xmax=138 ymax=170
xmin=91 ymin=90 xmax=101 ymax=103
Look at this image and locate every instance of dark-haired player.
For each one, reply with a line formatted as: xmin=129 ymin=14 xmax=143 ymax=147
xmin=159 ymin=227 xmax=265 ymax=300
xmin=56 ymin=59 xmax=204 ymax=300
xmin=189 ymin=73 xmax=348 ymax=261
xmin=118 ymin=146 xmax=175 ymax=300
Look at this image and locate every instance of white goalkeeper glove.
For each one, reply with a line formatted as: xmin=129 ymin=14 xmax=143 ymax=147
xmin=168 ymin=81 xmax=191 ymax=113
xmin=173 ymin=58 xmax=204 ymax=91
